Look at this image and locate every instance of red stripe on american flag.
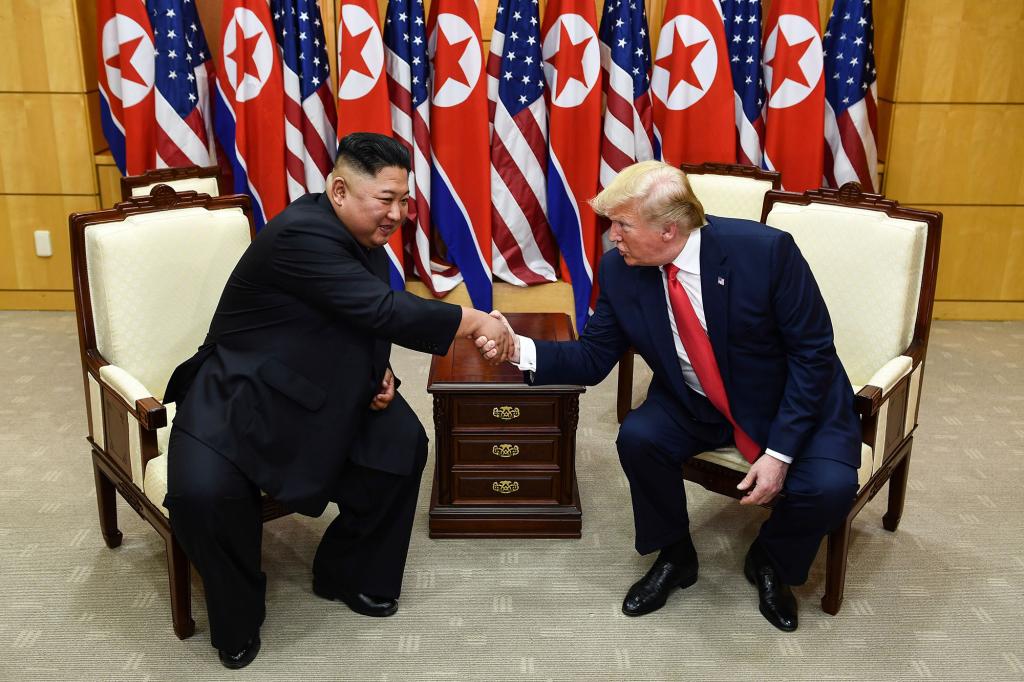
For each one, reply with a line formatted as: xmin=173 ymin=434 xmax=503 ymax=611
xmin=156 ymin=127 xmax=192 ymax=168
xmin=603 ymin=87 xmax=634 ymax=131
xmin=491 ymin=210 xmax=553 ymax=285
xmin=491 ymin=132 xmax=558 ymax=263
xmin=838 ymin=112 xmax=872 ymax=190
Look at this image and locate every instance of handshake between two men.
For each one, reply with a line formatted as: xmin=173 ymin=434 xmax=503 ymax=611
xmin=462 ymin=309 xmax=520 ymax=366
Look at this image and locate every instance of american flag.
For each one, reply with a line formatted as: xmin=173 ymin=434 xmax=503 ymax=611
xmin=823 ymin=0 xmax=878 ymax=191
xmin=147 ymin=0 xmax=217 ymax=169
xmin=384 ymin=0 xmax=462 ymax=295
xmin=270 ymin=0 xmax=338 ymax=199
xmin=487 ymin=0 xmax=559 ymax=286
xmin=597 ymin=0 xmax=660 ymax=192
xmin=720 ymin=0 xmax=765 ymax=166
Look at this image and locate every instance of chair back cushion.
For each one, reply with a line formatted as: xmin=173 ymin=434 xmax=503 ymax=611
xmin=85 ymin=206 xmax=250 ymax=400
xmin=765 ymin=202 xmax=928 ymax=386
xmin=688 ymin=174 xmax=776 ymax=222
xmin=131 ymin=176 xmax=220 ymax=198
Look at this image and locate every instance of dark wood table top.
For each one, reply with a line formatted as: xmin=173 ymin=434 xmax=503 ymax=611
xmin=428 ymin=312 xmax=582 ymax=391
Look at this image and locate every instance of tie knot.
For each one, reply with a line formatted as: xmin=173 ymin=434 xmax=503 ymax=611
xmin=665 ymin=263 xmax=680 ymax=281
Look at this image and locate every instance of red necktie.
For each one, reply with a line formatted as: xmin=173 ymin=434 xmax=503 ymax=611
xmin=665 ymin=263 xmax=761 ymax=463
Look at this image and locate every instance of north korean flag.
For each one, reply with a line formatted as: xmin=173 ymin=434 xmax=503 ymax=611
xmin=542 ymin=0 xmax=602 ymax=330
xmin=337 ymin=0 xmax=405 ymax=289
xmin=97 ymin=0 xmax=156 ymax=175
xmin=762 ymin=0 xmax=825 ymax=192
xmin=651 ymin=0 xmax=736 ymax=165
xmin=215 ymin=0 xmax=288 ymax=227
xmin=428 ymin=0 xmax=493 ymax=310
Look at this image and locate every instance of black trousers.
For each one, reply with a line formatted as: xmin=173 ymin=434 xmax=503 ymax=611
xmin=616 ymin=389 xmax=858 ymax=586
xmin=165 ymin=396 xmax=428 ymax=652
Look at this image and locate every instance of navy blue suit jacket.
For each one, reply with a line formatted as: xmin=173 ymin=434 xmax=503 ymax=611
xmin=532 ymin=215 xmax=860 ymax=466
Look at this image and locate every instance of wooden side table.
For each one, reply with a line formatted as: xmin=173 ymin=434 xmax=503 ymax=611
xmin=427 ymin=313 xmax=585 ymax=538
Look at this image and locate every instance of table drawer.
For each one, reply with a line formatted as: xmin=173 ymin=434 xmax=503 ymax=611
xmin=452 ymin=436 xmax=559 ymax=466
xmin=451 ymin=396 xmax=559 ymax=429
xmin=451 ymin=472 xmax=560 ymax=505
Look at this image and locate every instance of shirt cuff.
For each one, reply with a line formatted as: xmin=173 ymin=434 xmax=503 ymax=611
xmin=764 ymin=448 xmax=793 ymax=464
xmin=512 ymin=335 xmax=537 ymax=371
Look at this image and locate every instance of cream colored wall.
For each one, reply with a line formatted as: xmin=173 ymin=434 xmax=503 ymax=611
xmin=2 ymin=0 xmax=1020 ymax=318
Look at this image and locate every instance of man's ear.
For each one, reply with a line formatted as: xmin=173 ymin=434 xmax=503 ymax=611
xmin=662 ymin=221 xmax=679 ymax=241
xmin=329 ymin=172 xmax=347 ymax=204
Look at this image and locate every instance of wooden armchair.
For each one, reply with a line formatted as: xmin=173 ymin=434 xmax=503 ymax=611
xmin=616 ymin=163 xmax=782 ymax=422
xmin=681 ymin=183 xmax=942 ymax=614
xmin=120 ymin=165 xmax=223 ymax=200
xmin=70 ymin=186 xmax=288 ymax=639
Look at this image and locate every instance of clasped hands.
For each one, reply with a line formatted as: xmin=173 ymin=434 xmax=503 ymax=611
xmin=468 ymin=310 xmax=519 ymax=365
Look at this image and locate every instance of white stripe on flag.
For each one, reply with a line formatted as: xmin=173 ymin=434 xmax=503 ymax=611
xmin=155 ymin=89 xmax=210 ymax=166
xmin=734 ymin=91 xmax=763 ymax=167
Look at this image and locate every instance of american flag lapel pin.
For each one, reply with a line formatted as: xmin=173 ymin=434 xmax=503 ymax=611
xmin=717 ymin=276 xmax=726 ymax=286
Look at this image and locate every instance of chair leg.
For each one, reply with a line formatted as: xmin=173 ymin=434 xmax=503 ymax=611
xmin=616 ymin=350 xmax=635 ymax=424
xmin=883 ymin=444 xmax=912 ymax=532
xmin=93 ymin=460 xmax=123 ymax=549
xmin=821 ymin=516 xmax=853 ymax=615
xmin=164 ymin=532 xmax=196 ymax=640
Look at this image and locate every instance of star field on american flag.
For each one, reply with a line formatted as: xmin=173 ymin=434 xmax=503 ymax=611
xmin=599 ymin=0 xmax=652 ymax=96
xmin=720 ymin=0 xmax=764 ymax=117
xmin=148 ymin=0 xmax=210 ymax=114
xmin=271 ymin=0 xmax=332 ymax=98
xmin=823 ymin=0 xmax=877 ymax=113
xmin=385 ymin=0 xmax=431 ymax=108
xmin=495 ymin=0 xmax=545 ymax=114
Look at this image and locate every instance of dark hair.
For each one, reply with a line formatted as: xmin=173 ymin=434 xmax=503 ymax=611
xmin=335 ymin=132 xmax=410 ymax=176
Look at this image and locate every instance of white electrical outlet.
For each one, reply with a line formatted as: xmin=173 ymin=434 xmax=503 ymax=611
xmin=34 ymin=230 xmax=53 ymax=257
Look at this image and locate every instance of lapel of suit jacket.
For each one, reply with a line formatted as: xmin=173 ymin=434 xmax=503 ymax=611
xmin=636 ymin=264 xmax=697 ymax=406
xmin=699 ymin=221 xmax=732 ymax=387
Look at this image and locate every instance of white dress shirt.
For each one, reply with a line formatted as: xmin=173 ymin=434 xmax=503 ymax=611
xmin=515 ymin=228 xmax=791 ymax=464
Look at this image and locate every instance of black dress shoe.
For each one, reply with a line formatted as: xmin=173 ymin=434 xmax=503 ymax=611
xmin=218 ymin=634 xmax=261 ymax=670
xmin=744 ymin=544 xmax=798 ymax=632
xmin=313 ymin=580 xmax=398 ymax=617
xmin=622 ymin=558 xmax=699 ymax=616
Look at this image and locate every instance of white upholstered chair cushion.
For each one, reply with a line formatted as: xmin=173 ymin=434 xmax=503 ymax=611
xmin=132 ymin=176 xmax=220 ymax=198
xmin=688 ymin=174 xmax=776 ymax=222
xmin=693 ymin=443 xmax=875 ymax=490
xmin=765 ymin=203 xmax=927 ymax=387
xmin=85 ymin=206 xmax=250 ymax=400
xmin=144 ymin=454 xmax=170 ymax=517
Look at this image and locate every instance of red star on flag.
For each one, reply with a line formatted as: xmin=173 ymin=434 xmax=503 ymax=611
xmin=341 ymin=22 xmax=374 ymax=80
xmin=545 ymin=22 xmax=592 ymax=100
xmin=434 ymin=30 xmax=473 ymax=93
xmin=106 ymin=36 xmax=147 ymax=86
xmin=655 ymin=31 xmax=708 ymax=95
xmin=766 ymin=31 xmax=814 ymax=98
xmin=227 ymin=21 xmax=263 ymax=82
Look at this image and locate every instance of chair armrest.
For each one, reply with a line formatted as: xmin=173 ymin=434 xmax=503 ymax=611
xmin=853 ymin=355 xmax=915 ymax=417
xmin=98 ymin=364 xmax=168 ymax=430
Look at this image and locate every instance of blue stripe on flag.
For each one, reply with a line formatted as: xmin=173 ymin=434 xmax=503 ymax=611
xmin=384 ymin=245 xmax=405 ymax=291
xmin=430 ymin=167 xmax=493 ymax=311
xmin=99 ymin=95 xmax=127 ymax=175
xmin=546 ymin=157 xmax=591 ymax=332
xmin=213 ymin=87 xmax=266 ymax=229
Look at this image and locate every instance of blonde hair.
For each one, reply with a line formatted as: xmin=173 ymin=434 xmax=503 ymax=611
xmin=589 ymin=161 xmax=705 ymax=232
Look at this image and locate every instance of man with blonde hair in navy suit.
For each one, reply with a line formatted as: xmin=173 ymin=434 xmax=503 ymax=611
xmin=483 ymin=160 xmax=860 ymax=631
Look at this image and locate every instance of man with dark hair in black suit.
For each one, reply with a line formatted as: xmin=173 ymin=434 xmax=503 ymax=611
xmin=162 ymin=133 xmax=512 ymax=668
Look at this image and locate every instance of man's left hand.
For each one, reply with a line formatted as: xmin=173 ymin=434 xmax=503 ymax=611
xmin=737 ymin=455 xmax=789 ymax=506
xmin=370 ymin=368 xmax=396 ymax=411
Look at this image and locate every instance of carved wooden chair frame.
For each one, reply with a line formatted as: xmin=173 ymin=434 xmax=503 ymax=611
xmin=70 ymin=185 xmax=289 ymax=639
xmin=119 ymin=164 xmax=224 ymax=201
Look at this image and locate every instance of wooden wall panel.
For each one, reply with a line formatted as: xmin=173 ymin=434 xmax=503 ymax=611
xmin=0 ymin=195 xmax=98 ymax=290
xmin=873 ymin=0 xmax=905 ymax=102
xmin=0 ymin=94 xmax=98 ymax=195
xmin=883 ymin=103 xmax=1024 ymax=205
xmin=0 ymin=0 xmax=87 ymax=92
xmin=922 ymin=205 xmax=1024 ymax=302
xmin=95 ymin=156 xmax=122 ymax=209
xmin=896 ymin=0 xmax=1024 ymax=104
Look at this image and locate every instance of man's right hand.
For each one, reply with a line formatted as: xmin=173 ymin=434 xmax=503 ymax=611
xmin=479 ymin=310 xmax=520 ymax=364
xmin=457 ymin=307 xmax=513 ymax=364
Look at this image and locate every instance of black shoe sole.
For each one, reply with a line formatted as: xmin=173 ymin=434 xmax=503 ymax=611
xmin=313 ymin=582 xmax=398 ymax=617
xmin=219 ymin=637 xmax=261 ymax=670
xmin=621 ymin=568 xmax=699 ymax=617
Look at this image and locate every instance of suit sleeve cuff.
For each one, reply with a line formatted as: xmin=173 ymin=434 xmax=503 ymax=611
xmin=512 ymin=335 xmax=537 ymax=371
xmin=764 ymin=448 xmax=793 ymax=464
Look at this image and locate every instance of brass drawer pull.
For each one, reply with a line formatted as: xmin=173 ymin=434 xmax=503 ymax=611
xmin=492 ymin=480 xmax=520 ymax=495
xmin=492 ymin=444 xmax=520 ymax=458
xmin=492 ymin=405 xmax=521 ymax=421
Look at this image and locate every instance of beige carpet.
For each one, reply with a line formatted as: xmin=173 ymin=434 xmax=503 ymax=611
xmin=1 ymin=311 xmax=1022 ymax=681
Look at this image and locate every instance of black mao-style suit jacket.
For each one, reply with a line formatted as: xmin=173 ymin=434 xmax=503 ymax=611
xmin=164 ymin=193 xmax=462 ymax=516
